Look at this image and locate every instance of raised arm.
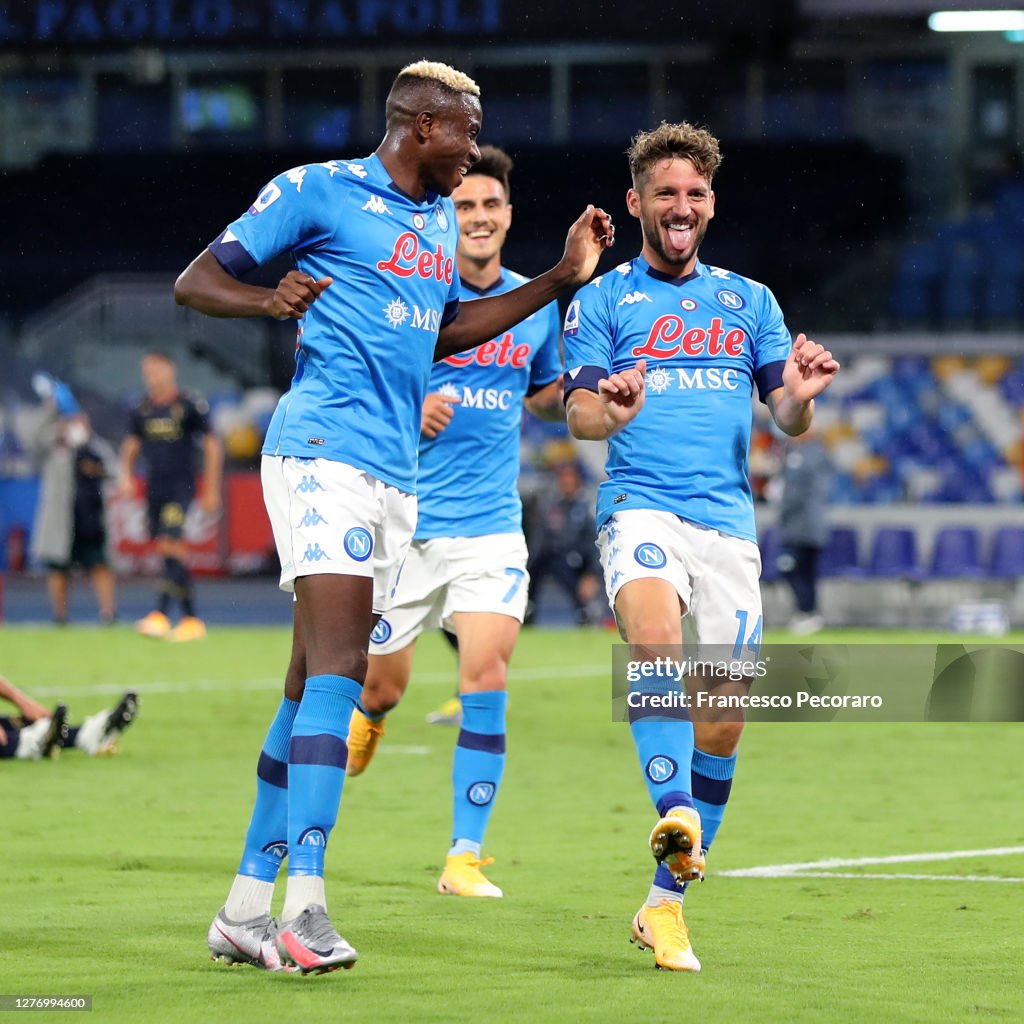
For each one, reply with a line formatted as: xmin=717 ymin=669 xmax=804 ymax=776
xmin=766 ymin=334 xmax=839 ymax=437
xmin=435 ymin=206 xmax=614 ymax=359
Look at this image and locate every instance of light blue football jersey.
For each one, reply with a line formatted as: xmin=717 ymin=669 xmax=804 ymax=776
xmin=209 ymin=154 xmax=461 ymax=493
xmin=562 ymin=256 xmax=792 ymax=542
xmin=415 ymin=270 xmax=562 ymax=539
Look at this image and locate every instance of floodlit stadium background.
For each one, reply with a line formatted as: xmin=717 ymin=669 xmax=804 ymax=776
xmin=0 ymin=0 xmax=1022 ymax=629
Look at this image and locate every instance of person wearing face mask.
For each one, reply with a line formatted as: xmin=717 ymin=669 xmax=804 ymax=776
xmin=30 ymin=378 xmax=117 ymax=626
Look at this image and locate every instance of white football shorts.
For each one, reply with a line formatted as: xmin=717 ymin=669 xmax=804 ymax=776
xmin=261 ymin=455 xmax=416 ymax=614
xmin=597 ymin=508 xmax=762 ymax=650
xmin=369 ymin=532 xmax=529 ymax=655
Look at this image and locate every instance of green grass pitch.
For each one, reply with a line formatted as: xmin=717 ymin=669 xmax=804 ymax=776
xmin=3 ymin=625 xmax=1023 ymax=1022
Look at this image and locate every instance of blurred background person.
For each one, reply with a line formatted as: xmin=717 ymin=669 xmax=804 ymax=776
xmin=776 ymin=429 xmax=832 ymax=635
xmin=525 ymin=447 xmax=604 ymax=626
xmin=118 ymin=351 xmax=222 ymax=642
xmin=29 ymin=375 xmax=117 ymax=626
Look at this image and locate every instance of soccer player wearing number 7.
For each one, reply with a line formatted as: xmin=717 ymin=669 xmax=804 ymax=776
xmin=564 ymin=123 xmax=839 ymax=972
xmin=345 ymin=146 xmax=564 ymax=899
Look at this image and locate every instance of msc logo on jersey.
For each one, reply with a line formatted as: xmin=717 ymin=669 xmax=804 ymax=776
xmin=297 ymin=508 xmax=328 ymax=528
xmin=295 ymin=475 xmax=324 ymax=494
xmin=382 ymin=297 xmax=411 ymax=329
xmin=362 ymin=195 xmax=391 ymax=215
xmin=646 ymin=368 xmax=674 ymax=395
xmin=249 ymin=181 xmax=281 ymax=215
xmin=344 ymin=527 xmax=373 ymax=562
xmin=645 ymin=756 xmax=678 ymax=784
xmin=462 ymin=387 xmax=514 ymax=411
xmin=435 ymin=204 xmax=449 ymax=231
xmin=716 ymin=289 xmax=745 ymax=310
xmin=298 ymin=827 xmax=327 ymax=847
xmin=646 ymin=366 xmax=741 ymax=392
xmin=618 ymin=291 xmax=652 ymax=306
xmin=300 ymin=543 xmax=329 ymax=563
xmin=563 ymin=299 xmax=581 ymax=336
xmin=370 ymin=619 xmax=392 ymax=645
xmin=467 ymin=782 xmax=496 ymax=806
xmin=634 ymin=543 xmax=667 ymax=569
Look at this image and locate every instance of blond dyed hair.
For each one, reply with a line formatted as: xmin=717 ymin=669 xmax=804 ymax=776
xmin=396 ymin=60 xmax=480 ymax=97
xmin=628 ymin=122 xmax=722 ymax=186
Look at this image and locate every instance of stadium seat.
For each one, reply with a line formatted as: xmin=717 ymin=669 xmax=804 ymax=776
xmin=928 ymin=526 xmax=985 ymax=579
xmin=867 ymin=527 xmax=922 ymax=579
xmin=988 ymin=526 xmax=1024 ymax=580
xmin=819 ymin=526 xmax=864 ymax=578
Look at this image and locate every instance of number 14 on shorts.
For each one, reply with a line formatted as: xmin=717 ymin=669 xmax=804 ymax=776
xmin=733 ymin=610 xmax=763 ymax=658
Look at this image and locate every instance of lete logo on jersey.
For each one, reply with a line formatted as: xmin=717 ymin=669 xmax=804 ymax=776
xmin=377 ymin=232 xmax=454 ymax=283
xmin=631 ymin=315 xmax=747 ymax=360
xmin=443 ymin=332 xmax=531 ymax=368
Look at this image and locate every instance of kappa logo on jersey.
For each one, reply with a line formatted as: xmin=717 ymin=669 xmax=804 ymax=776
xmin=716 ymin=289 xmax=745 ymax=310
xmin=435 ymin=204 xmax=449 ymax=231
xmin=294 ymin=475 xmax=324 ymax=494
xmin=709 ymin=266 xmax=733 ymax=279
xmin=467 ymin=782 xmax=496 ymax=806
xmin=344 ymin=527 xmax=373 ymax=562
xmin=563 ymin=299 xmax=581 ymax=336
xmin=300 ymin=543 xmax=329 ymax=563
xmin=618 ymin=291 xmax=653 ymax=306
xmin=377 ymin=232 xmax=454 ymax=284
xmin=634 ymin=542 xmax=667 ymax=569
xmin=249 ymin=181 xmax=281 ymax=215
xmin=444 ymin=332 xmax=530 ymax=368
xmin=343 ymin=162 xmax=367 ymax=178
xmin=285 ymin=167 xmax=307 ymax=192
xmin=383 ymin=297 xmax=411 ymax=329
xmin=370 ymin=618 xmax=392 ymax=645
xmin=297 ymin=508 xmax=328 ymax=528
xmin=645 ymin=756 xmax=678 ymax=784
xmin=631 ymin=315 xmax=747 ymax=360
xmin=362 ymin=195 xmax=391 ymax=215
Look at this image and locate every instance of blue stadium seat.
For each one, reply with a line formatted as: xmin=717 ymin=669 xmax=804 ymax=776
xmin=928 ymin=526 xmax=985 ymax=579
xmin=819 ymin=526 xmax=864 ymax=578
xmin=988 ymin=526 xmax=1024 ymax=580
xmin=867 ymin=527 xmax=922 ymax=579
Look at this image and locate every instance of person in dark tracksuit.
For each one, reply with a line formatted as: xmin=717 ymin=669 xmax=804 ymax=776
xmin=777 ymin=432 xmax=831 ymax=635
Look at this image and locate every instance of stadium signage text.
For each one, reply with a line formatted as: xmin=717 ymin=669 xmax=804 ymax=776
xmin=377 ymin=232 xmax=455 ymax=284
xmin=443 ymin=332 xmax=530 ymax=368
xmin=631 ymin=315 xmax=747 ymax=360
xmin=0 ymin=0 xmax=501 ymax=45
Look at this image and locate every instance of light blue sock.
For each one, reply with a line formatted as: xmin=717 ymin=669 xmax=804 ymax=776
xmin=287 ymin=674 xmax=361 ymax=877
xmin=451 ymin=691 xmax=507 ymax=849
xmin=691 ymin=748 xmax=737 ymax=852
xmin=628 ymin=716 xmax=695 ymax=817
xmin=237 ymin=697 xmax=299 ymax=881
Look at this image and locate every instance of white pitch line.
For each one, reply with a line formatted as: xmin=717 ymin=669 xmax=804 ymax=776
xmin=720 ymin=846 xmax=1024 ymax=882
xmin=754 ymin=872 xmax=1024 ymax=883
xmin=32 ymin=662 xmax=609 ymax=699
xmin=377 ymin=745 xmax=431 ymax=756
